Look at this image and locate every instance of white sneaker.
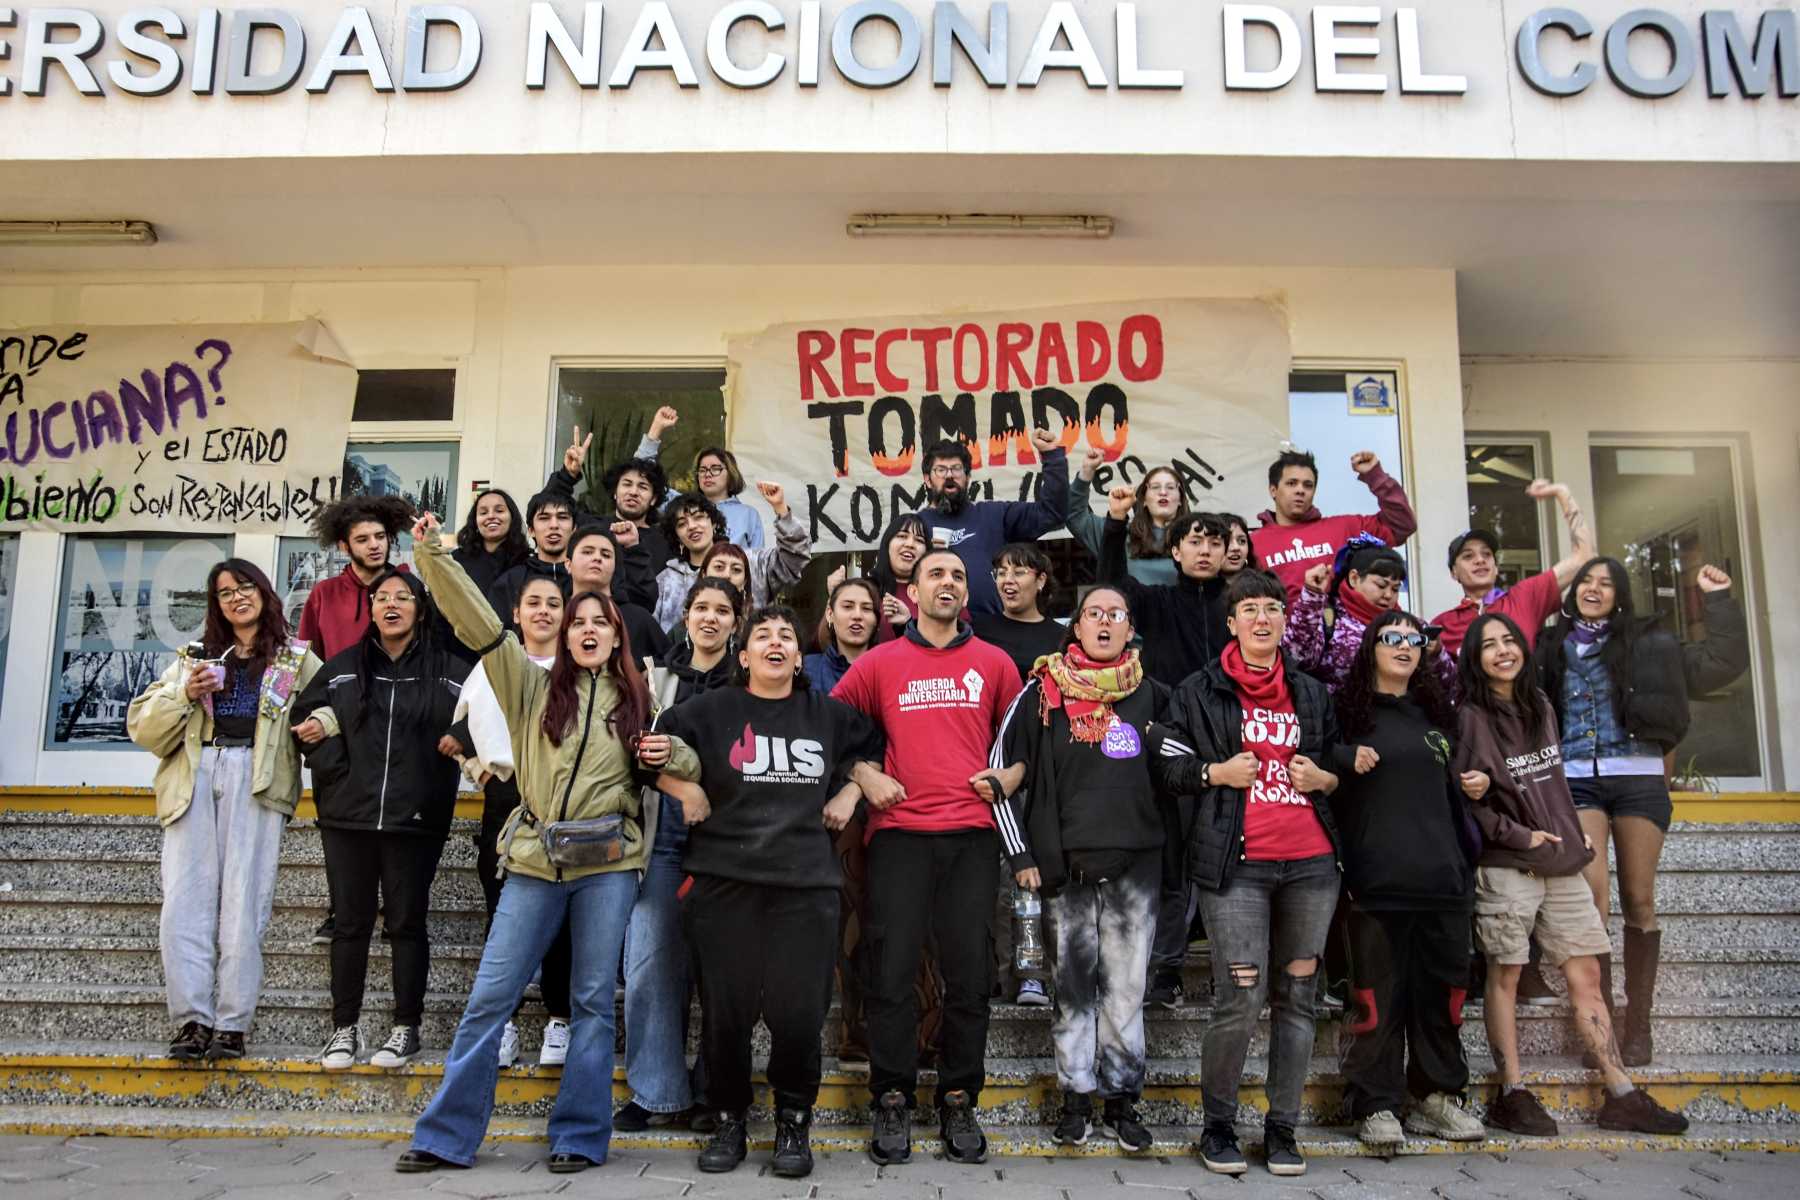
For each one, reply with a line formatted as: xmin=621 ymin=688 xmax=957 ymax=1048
xmin=1358 ymin=1109 xmax=1403 ymax=1147
xmin=538 ymin=1017 xmax=571 ymax=1067
xmin=1015 ymin=979 xmax=1051 ymax=1007
xmin=1405 ymin=1092 xmax=1486 ymax=1142
xmin=369 ymin=1024 xmax=421 ymax=1069
xmin=497 ymin=1021 xmax=520 ymax=1068
xmin=320 ymin=1025 xmax=360 ymax=1071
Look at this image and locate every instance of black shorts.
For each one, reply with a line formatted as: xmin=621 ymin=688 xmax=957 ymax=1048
xmin=1568 ymin=774 xmax=1673 ymax=833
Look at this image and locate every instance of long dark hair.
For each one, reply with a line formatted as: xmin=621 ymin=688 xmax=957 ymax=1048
xmin=814 ymin=575 xmax=890 ymax=653
xmin=456 ymin=488 xmax=529 ymax=569
xmin=731 ymin=604 xmax=813 ymax=690
xmin=202 ymin=559 xmax=288 ymax=666
xmin=1457 ymin=611 xmax=1550 ymax=745
xmin=1126 ymin=466 xmax=1190 ymax=559
xmin=540 ymin=590 xmax=650 ymax=748
xmin=870 ymin=513 xmax=929 ymax=596
xmin=1220 ymin=512 xmax=1260 ymax=574
xmin=353 ymin=568 xmax=439 ymax=731
xmin=1336 ymin=610 xmax=1454 ymax=738
xmin=1541 ymin=555 xmax=1645 ymax=725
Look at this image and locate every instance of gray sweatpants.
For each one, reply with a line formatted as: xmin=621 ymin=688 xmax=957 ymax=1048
xmin=159 ymin=746 xmax=286 ymax=1034
xmin=1044 ymin=850 xmax=1159 ymax=1098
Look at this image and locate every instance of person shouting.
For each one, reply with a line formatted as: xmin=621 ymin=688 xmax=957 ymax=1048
xmin=914 ymin=429 xmax=1069 ymax=615
xmin=1252 ymin=449 xmax=1417 ymax=603
xmin=1066 ymin=452 xmax=1188 ymax=585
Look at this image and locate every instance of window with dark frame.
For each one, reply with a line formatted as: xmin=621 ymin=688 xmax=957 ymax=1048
xmin=351 ymin=369 xmax=457 ymax=423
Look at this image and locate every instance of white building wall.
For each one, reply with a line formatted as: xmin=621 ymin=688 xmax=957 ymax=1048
xmin=0 ymin=262 xmax=1465 ymax=785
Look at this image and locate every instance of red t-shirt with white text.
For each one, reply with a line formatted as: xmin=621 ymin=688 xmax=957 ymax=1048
xmin=1238 ymin=692 xmax=1333 ymax=862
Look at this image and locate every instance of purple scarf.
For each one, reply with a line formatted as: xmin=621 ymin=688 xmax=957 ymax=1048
xmin=1568 ymin=618 xmax=1611 ymax=647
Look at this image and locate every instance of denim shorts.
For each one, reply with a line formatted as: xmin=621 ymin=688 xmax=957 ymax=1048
xmin=1568 ymin=774 xmax=1673 ymax=833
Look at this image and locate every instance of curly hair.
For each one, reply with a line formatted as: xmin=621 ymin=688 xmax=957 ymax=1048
xmin=601 ymin=457 xmax=670 ymax=513
xmin=310 ymin=494 xmax=413 ymax=550
xmin=662 ymin=494 xmax=729 ymax=562
xmin=1335 ymin=610 xmax=1454 ymax=738
xmin=201 ymin=559 xmax=289 ymax=667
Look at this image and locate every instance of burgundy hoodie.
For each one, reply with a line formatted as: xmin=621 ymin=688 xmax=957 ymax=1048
xmin=1450 ymin=690 xmax=1594 ymax=878
xmin=1250 ymin=465 xmax=1417 ymax=601
xmin=296 ymin=563 xmax=411 ymax=661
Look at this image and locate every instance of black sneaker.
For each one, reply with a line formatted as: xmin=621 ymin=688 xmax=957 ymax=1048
xmin=394 ymin=1150 xmax=460 ymax=1173
xmin=697 ymin=1112 xmax=747 ymax=1173
xmin=869 ymin=1090 xmax=912 ymax=1165
xmin=1597 ymin=1087 xmax=1689 ymax=1135
xmin=1485 ymin=1087 xmax=1559 ymax=1136
xmin=1052 ymin=1091 xmax=1092 ymax=1146
xmin=1199 ymin=1121 xmax=1246 ymax=1175
xmin=1262 ymin=1123 xmax=1305 ymax=1176
xmin=205 ymin=1030 xmax=245 ymax=1061
xmin=938 ymin=1090 xmax=988 ymax=1164
xmin=1144 ymin=968 xmax=1183 ymax=1009
xmin=1102 ymin=1097 xmax=1153 ymax=1153
xmin=370 ymin=1024 xmax=421 ymax=1069
xmin=312 ymin=914 xmax=335 ymax=945
xmin=771 ymin=1107 xmax=814 ymax=1179
xmin=613 ymin=1100 xmax=653 ymax=1132
xmin=168 ymin=1021 xmax=212 ymax=1061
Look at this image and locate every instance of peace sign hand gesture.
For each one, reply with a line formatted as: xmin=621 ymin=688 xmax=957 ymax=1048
xmin=564 ymin=425 xmax=595 ymax=478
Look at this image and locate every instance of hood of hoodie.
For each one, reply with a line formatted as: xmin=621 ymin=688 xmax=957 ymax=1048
xmin=904 ymin=619 xmax=975 ymax=651
xmin=666 ymin=637 xmax=734 ymax=699
xmin=1255 ymin=505 xmax=1323 ymax=528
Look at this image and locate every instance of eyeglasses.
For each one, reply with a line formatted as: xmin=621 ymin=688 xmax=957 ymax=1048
xmin=1377 ymin=630 xmax=1427 ymax=649
xmin=929 ymin=465 xmax=968 ymax=479
xmin=213 ymin=584 xmax=258 ymax=603
xmin=371 ymin=591 xmax=417 ymax=606
xmin=696 ymin=464 xmax=727 ymax=478
xmin=1081 ymin=606 xmax=1130 ymax=625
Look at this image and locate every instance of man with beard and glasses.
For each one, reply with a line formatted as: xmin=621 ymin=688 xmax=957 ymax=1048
xmin=914 ymin=430 xmax=1070 ymax=616
xmin=831 ymin=549 xmax=1023 ymax=1168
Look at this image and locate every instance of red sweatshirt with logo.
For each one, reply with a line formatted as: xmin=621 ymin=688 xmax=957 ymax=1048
xmin=831 ymin=624 xmax=1023 ymax=840
xmin=1250 ymin=466 xmax=1417 ymax=602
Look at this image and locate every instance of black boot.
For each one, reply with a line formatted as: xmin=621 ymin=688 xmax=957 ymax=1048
xmin=1581 ymin=953 xmax=1616 ymax=1070
xmin=1621 ymin=927 xmax=1661 ymax=1067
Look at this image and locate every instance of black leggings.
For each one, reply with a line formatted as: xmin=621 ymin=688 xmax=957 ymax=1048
xmin=476 ymin=786 xmax=571 ymax=1020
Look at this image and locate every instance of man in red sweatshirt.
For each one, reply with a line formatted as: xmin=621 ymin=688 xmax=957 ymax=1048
xmin=831 ymin=548 xmax=1022 ymax=1170
xmin=1430 ymin=479 xmax=1594 ymax=661
xmin=297 ymin=495 xmax=414 ymax=660
xmin=1251 ymin=449 xmax=1416 ymax=602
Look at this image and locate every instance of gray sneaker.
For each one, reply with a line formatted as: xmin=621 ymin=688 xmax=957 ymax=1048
xmin=1405 ymin=1093 xmax=1486 ymax=1142
xmin=1358 ymin=1109 xmax=1403 ymax=1147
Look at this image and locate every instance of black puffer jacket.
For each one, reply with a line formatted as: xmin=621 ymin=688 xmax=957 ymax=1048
xmin=294 ymin=618 xmax=470 ymax=839
xmin=1150 ymin=651 xmax=1342 ymax=891
xmin=1535 ymin=590 xmax=1749 ymax=752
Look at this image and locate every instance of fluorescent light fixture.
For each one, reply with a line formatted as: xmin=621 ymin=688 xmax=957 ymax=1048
xmin=847 ymin=213 xmax=1114 ymax=239
xmin=0 ymin=220 xmax=158 ymax=246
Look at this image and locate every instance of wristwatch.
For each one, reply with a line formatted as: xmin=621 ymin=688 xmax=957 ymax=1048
xmin=1200 ymin=761 xmax=1211 ymax=788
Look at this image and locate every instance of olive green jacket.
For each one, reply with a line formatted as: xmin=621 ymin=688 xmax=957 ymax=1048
xmin=415 ymin=537 xmax=698 ymax=881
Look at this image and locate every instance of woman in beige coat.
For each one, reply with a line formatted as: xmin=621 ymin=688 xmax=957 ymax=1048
xmin=127 ymin=558 xmax=324 ymax=1063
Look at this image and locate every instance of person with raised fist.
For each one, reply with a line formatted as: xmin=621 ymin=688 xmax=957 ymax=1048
xmin=1251 ymin=449 xmax=1417 ymax=603
xmin=914 ymin=426 xmax=1070 ymax=616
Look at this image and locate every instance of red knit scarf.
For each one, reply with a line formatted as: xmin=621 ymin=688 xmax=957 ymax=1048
xmin=1220 ymin=639 xmax=1289 ymax=709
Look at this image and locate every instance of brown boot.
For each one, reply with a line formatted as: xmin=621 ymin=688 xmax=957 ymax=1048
xmin=1581 ymin=953 xmax=1616 ymax=1070
xmin=1620 ymin=927 xmax=1660 ymax=1067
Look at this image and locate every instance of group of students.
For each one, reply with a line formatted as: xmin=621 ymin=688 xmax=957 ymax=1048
xmin=127 ymin=414 xmax=1749 ymax=1181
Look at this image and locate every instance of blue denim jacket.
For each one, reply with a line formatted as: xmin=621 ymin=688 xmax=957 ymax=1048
xmin=1559 ymin=642 xmax=1662 ymax=763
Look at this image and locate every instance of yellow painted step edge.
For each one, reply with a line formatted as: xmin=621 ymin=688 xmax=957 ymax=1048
xmin=3 ymin=788 xmax=1797 ymax=824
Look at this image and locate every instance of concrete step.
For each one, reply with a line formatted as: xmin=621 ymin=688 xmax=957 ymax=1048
xmin=8 ymin=933 xmax=1796 ymax=1001
xmin=2 ymin=979 xmax=1795 ymax=1061
xmin=1 ymin=1043 xmax=1795 ymax=1129
xmin=0 ymin=890 xmax=493 ymax=945
xmin=0 ymin=856 xmax=492 ymax=909
xmin=2 ymin=1101 xmax=1792 ymax=1159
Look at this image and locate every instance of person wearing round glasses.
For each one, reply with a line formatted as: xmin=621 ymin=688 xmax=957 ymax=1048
xmin=631 ymin=405 xmax=770 ymax=551
xmin=990 ymin=586 xmax=1169 ymax=1153
xmin=1329 ymin=611 xmax=1484 ymax=1148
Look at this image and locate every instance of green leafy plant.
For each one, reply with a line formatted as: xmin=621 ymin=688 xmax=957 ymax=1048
xmin=1669 ymin=754 xmax=1720 ymax=796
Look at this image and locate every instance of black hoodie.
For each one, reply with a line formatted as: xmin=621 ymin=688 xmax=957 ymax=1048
xmin=1330 ymin=694 xmax=1475 ymax=911
xmin=1098 ymin=515 xmax=1228 ymax=687
xmin=293 ymin=579 xmax=471 ymax=838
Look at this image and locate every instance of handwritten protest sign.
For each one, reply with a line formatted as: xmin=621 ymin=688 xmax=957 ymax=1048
xmin=0 ymin=320 xmax=356 ymax=535
xmin=726 ymin=299 xmax=1291 ymax=552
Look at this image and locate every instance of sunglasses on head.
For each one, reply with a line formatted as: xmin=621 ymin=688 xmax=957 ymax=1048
xmin=1376 ymin=630 xmax=1427 ymax=649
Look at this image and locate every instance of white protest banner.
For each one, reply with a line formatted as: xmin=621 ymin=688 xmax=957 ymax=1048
xmin=727 ymin=299 xmax=1291 ymax=551
xmin=0 ymin=320 xmax=357 ymax=534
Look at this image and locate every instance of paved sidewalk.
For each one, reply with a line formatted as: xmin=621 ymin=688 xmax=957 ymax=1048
xmin=0 ymin=1135 xmax=1795 ymax=1199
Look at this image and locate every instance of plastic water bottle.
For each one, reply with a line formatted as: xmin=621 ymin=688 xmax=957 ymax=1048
xmin=1012 ymin=887 xmax=1045 ymax=976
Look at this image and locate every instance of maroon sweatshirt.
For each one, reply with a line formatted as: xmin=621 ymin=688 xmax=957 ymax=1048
xmin=296 ymin=564 xmax=410 ymax=661
xmin=1251 ymin=465 xmax=1417 ymax=602
xmin=1451 ymin=690 xmax=1594 ymax=878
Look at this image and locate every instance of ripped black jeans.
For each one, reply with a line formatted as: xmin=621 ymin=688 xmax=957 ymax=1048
xmin=1195 ymin=854 xmax=1339 ymax=1130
